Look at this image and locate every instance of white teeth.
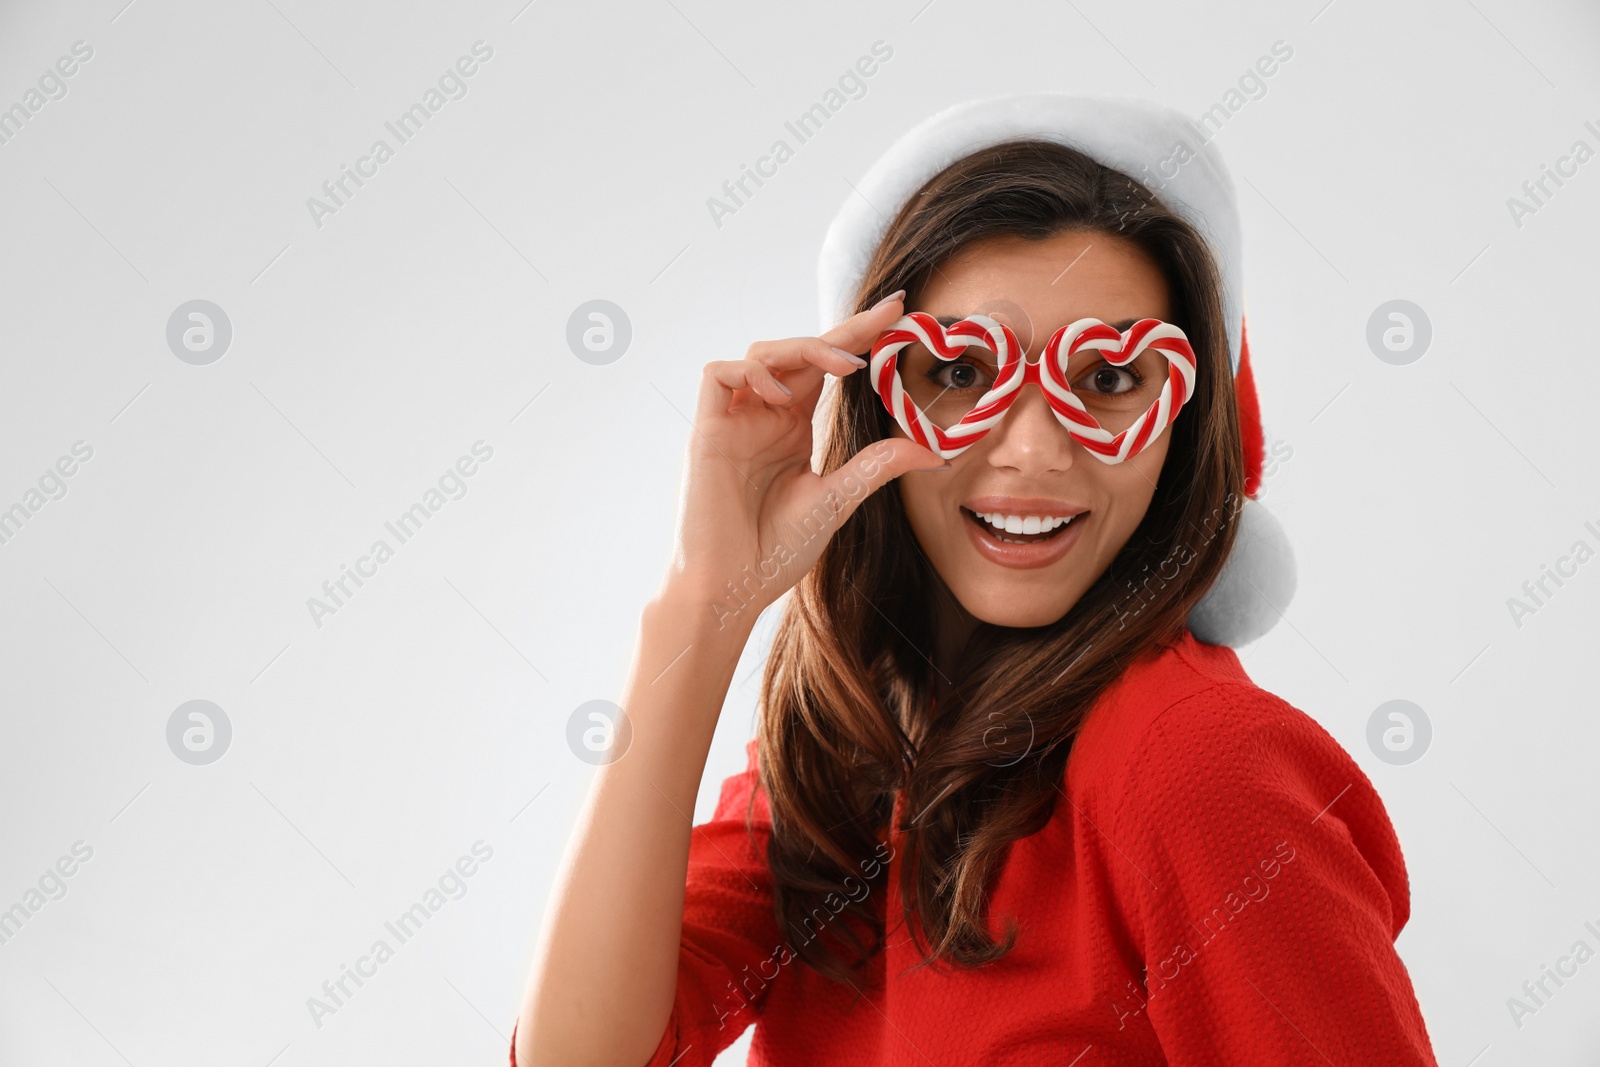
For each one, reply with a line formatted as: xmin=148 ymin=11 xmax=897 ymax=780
xmin=975 ymin=511 xmax=1079 ymax=534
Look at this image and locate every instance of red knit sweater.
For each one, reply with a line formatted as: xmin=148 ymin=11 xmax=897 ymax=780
xmin=511 ymin=628 xmax=1439 ymax=1065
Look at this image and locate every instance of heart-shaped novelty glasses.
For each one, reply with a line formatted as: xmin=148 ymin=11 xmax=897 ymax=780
xmin=867 ymin=312 xmax=1197 ymax=462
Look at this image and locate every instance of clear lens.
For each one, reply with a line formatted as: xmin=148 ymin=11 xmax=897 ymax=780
xmin=897 ymin=342 xmax=1002 ymax=431
xmin=1055 ymin=347 xmax=1172 ymax=436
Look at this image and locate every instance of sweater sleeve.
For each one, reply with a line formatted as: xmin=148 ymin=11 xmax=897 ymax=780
xmin=1106 ymin=683 xmax=1440 ymax=1065
xmin=510 ymin=738 xmax=780 ymax=1067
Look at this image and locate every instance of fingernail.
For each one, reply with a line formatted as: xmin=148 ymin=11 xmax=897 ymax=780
xmin=773 ymin=377 xmax=792 ymax=395
xmin=831 ymin=346 xmax=869 ymax=367
xmin=871 ymin=289 xmax=906 ymax=311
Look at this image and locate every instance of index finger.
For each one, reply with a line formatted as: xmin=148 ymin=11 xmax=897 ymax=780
xmin=819 ymin=290 xmax=907 ymax=355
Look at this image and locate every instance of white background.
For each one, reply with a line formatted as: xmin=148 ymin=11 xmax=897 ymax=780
xmin=0 ymin=0 xmax=1597 ymax=1064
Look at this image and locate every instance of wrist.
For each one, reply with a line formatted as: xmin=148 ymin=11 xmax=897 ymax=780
xmin=646 ymin=576 xmax=763 ymax=646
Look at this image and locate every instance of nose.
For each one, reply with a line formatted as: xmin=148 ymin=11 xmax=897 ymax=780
xmin=980 ymin=378 xmax=1076 ymax=476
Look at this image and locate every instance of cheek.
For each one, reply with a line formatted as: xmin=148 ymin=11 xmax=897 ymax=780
xmin=886 ymin=422 xmax=943 ymax=530
xmin=898 ymin=462 xmax=953 ymax=536
xmin=898 ymin=474 xmax=935 ymax=529
xmin=1128 ymin=433 xmax=1171 ymax=493
xmin=897 ymin=453 xmax=974 ymax=556
xmin=1103 ymin=438 xmax=1170 ymax=527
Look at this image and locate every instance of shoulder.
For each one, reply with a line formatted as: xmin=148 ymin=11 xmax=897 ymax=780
xmin=1070 ymin=630 xmax=1412 ymax=938
xmin=1066 ymin=626 xmax=1275 ymax=801
xmin=1110 ymin=676 xmax=1364 ymax=844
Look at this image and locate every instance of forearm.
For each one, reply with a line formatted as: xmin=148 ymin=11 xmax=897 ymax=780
xmin=516 ymin=586 xmax=754 ymax=1067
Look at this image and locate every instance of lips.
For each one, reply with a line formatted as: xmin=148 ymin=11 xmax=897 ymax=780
xmin=960 ymin=497 xmax=1089 ymax=570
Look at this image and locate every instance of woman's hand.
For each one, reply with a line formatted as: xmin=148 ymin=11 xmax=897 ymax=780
xmin=664 ymin=292 xmax=947 ymax=625
xmin=515 ymin=293 xmax=945 ymax=1067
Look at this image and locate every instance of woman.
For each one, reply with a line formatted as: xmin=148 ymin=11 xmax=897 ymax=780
xmin=510 ymin=95 xmax=1440 ymax=1065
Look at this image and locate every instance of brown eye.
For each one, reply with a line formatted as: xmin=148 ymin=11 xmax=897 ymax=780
xmin=1082 ymin=365 xmax=1139 ymax=395
xmin=934 ymin=360 xmax=990 ymax=391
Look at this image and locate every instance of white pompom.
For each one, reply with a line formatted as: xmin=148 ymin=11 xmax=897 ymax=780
xmin=1187 ymin=497 xmax=1297 ymax=648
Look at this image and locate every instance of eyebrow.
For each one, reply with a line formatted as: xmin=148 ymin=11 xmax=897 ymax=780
xmin=935 ymin=313 xmax=1141 ymax=331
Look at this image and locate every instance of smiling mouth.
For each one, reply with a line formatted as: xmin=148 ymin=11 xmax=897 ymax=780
xmin=961 ymin=507 xmax=1085 ymax=545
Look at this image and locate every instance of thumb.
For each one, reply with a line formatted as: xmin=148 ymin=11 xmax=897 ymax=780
xmin=818 ymin=437 xmax=950 ymax=525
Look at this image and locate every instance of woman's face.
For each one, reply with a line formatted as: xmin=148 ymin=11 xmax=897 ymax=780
xmin=893 ymin=228 xmax=1175 ymax=629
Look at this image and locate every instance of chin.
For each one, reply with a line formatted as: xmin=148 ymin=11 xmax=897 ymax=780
xmin=954 ymin=585 xmax=1083 ymax=629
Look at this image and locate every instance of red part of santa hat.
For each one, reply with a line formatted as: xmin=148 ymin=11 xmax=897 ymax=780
xmin=1238 ymin=318 xmax=1264 ymax=497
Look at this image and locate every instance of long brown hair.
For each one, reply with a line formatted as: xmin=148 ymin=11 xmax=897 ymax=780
xmin=754 ymin=139 xmax=1245 ymax=984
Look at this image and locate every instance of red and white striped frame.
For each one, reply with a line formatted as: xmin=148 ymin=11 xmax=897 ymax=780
xmin=867 ymin=312 xmax=1197 ymax=462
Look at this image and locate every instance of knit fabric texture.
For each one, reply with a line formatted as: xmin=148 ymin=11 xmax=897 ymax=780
xmin=510 ymin=628 xmax=1439 ymax=1065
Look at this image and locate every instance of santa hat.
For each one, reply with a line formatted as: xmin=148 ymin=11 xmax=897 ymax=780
xmin=815 ymin=92 xmax=1295 ymax=648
